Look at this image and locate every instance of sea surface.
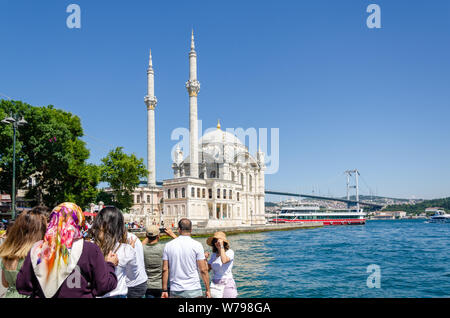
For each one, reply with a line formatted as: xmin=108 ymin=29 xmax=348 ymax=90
xmin=195 ymin=219 xmax=450 ymax=297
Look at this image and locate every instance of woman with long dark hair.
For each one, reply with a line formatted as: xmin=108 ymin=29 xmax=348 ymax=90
xmin=16 ymin=202 xmax=118 ymax=298
xmin=89 ymin=206 xmax=139 ymax=298
xmin=0 ymin=207 xmax=47 ymax=298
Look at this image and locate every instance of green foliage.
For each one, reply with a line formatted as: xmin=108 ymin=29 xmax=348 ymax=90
xmin=100 ymin=147 xmax=147 ymax=211
xmin=0 ymin=99 xmax=100 ymax=210
xmin=383 ymin=197 xmax=450 ymax=215
xmin=96 ymin=190 xmax=115 ymax=206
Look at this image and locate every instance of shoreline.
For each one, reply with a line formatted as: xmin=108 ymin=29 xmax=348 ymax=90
xmin=133 ymin=222 xmax=324 ymax=239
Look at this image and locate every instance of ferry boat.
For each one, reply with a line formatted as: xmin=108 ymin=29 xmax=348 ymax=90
xmin=268 ymin=203 xmax=366 ymax=226
xmin=429 ymin=210 xmax=450 ymax=223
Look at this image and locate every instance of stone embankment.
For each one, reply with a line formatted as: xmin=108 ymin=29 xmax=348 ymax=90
xmin=133 ymin=221 xmax=323 ymax=239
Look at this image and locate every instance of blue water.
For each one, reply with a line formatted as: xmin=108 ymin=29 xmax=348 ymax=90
xmin=195 ymin=220 xmax=450 ymax=297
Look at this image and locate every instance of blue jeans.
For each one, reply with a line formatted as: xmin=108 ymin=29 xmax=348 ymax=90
xmin=145 ymin=289 xmax=163 ymax=298
xmin=170 ymin=289 xmax=203 ymax=298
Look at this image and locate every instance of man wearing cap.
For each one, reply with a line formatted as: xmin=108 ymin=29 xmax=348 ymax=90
xmin=162 ymin=218 xmax=211 ymax=298
xmin=142 ymin=224 xmax=177 ymax=298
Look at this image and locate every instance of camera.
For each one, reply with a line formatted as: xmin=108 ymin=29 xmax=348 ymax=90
xmin=159 ymin=227 xmax=166 ymax=233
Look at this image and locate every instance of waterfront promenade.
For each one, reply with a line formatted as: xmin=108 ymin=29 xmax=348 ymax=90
xmin=132 ymin=222 xmax=323 ymax=239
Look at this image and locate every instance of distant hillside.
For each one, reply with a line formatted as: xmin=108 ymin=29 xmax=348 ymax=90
xmin=383 ymin=197 xmax=450 ymax=215
xmin=343 ymin=195 xmax=421 ymax=202
xmin=265 ymin=202 xmax=278 ymax=207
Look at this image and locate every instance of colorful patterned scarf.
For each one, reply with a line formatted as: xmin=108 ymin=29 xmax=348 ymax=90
xmin=30 ymin=202 xmax=85 ymax=298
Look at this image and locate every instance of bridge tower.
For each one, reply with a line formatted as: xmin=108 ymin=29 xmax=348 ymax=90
xmin=345 ymin=169 xmax=360 ymax=211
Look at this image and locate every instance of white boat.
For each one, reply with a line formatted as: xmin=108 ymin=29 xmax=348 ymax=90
xmin=268 ymin=202 xmax=366 ymax=226
xmin=429 ymin=210 xmax=450 ymax=223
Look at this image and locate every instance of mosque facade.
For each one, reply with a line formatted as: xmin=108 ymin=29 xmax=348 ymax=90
xmin=129 ymin=31 xmax=266 ymax=228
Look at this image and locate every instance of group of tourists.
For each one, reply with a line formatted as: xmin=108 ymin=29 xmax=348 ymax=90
xmin=0 ymin=202 xmax=238 ymax=298
xmin=126 ymin=221 xmax=145 ymax=231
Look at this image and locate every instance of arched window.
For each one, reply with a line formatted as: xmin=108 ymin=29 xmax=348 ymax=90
xmin=237 ymin=192 xmax=240 ymax=201
xmin=175 ymin=188 xmax=178 ymax=198
xmin=202 ymin=188 xmax=206 ymax=198
xmin=167 ymin=189 xmax=171 ymax=199
xmin=191 ymin=187 xmax=195 ymax=197
xmin=197 ymin=188 xmax=200 ymax=198
xmin=182 ymin=188 xmax=186 ymax=198
xmin=137 ymin=195 xmax=140 ymax=203
xmin=208 ymin=189 xmax=212 ymax=199
xmin=229 ymin=190 xmax=232 ymax=200
xmin=217 ymin=189 xmax=220 ymax=199
xmin=231 ymin=171 xmax=235 ymax=182
xmin=147 ymin=195 xmax=150 ymax=203
xmin=223 ymin=189 xmax=227 ymax=199
xmin=210 ymin=171 xmax=216 ymax=178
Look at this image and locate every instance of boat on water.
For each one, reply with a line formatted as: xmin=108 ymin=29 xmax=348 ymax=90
xmin=268 ymin=202 xmax=366 ymax=226
xmin=428 ymin=210 xmax=450 ymax=223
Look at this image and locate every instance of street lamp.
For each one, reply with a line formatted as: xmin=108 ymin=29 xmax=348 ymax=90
xmin=1 ymin=110 xmax=28 ymax=220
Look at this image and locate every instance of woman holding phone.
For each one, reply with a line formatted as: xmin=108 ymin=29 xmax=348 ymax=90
xmin=205 ymin=231 xmax=238 ymax=298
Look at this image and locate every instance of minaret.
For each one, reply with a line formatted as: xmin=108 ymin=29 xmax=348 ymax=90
xmin=145 ymin=49 xmax=157 ymax=187
xmin=185 ymin=29 xmax=201 ymax=178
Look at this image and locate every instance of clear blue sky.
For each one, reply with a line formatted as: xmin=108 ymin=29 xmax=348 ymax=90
xmin=1 ymin=0 xmax=449 ymax=200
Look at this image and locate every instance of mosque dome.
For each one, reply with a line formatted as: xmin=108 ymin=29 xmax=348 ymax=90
xmin=200 ymin=129 xmax=244 ymax=146
xmin=199 ymin=120 xmax=244 ymax=146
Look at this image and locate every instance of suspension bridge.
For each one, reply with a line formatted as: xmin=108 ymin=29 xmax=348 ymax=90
xmin=149 ymin=169 xmax=384 ymax=209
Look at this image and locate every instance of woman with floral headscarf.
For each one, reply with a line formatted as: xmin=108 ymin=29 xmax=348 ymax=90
xmin=16 ymin=202 xmax=119 ymax=298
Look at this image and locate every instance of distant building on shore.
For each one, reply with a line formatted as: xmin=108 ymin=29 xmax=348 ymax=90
xmin=425 ymin=207 xmax=446 ymax=214
xmin=371 ymin=211 xmax=407 ymax=220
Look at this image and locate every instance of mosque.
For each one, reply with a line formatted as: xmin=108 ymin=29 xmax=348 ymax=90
xmin=128 ymin=31 xmax=266 ymax=228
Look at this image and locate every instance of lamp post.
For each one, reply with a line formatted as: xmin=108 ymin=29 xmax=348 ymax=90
xmin=1 ymin=111 xmax=28 ymax=220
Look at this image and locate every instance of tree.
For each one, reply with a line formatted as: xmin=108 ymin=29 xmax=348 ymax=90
xmin=96 ymin=190 xmax=115 ymax=206
xmin=100 ymin=147 xmax=147 ymax=211
xmin=0 ymin=99 xmax=100 ymax=210
xmin=383 ymin=197 xmax=450 ymax=215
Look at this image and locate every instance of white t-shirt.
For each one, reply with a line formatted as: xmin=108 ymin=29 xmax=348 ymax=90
xmin=162 ymin=235 xmax=205 ymax=292
xmin=101 ymin=243 xmax=138 ymax=297
xmin=126 ymin=232 xmax=148 ymax=287
xmin=208 ymin=249 xmax=235 ymax=281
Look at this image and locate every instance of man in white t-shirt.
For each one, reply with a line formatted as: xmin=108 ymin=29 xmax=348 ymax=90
xmin=126 ymin=231 xmax=148 ymax=298
xmin=162 ymin=218 xmax=210 ymax=298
